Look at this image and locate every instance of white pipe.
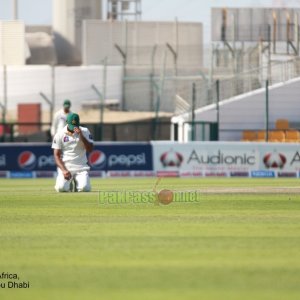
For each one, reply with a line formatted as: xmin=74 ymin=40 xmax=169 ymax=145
xmin=13 ymin=0 xmax=18 ymax=20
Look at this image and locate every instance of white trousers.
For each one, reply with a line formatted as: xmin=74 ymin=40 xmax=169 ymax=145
xmin=55 ymin=169 xmax=91 ymax=192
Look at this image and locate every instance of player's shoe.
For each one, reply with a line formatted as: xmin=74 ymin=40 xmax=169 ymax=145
xmin=73 ymin=179 xmax=78 ymax=192
xmin=69 ymin=180 xmax=73 ymax=192
xmin=69 ymin=179 xmax=77 ymax=192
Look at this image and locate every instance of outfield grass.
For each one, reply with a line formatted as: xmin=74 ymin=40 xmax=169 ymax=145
xmin=1 ymin=178 xmax=300 ymax=300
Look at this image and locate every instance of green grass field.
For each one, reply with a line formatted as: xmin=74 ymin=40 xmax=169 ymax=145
xmin=1 ymin=178 xmax=300 ymax=300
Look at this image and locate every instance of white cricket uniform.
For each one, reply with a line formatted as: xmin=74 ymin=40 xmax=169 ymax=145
xmin=51 ymin=125 xmax=93 ymax=192
xmin=51 ymin=109 xmax=72 ymax=137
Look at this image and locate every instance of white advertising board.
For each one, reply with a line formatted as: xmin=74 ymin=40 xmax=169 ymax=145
xmin=152 ymin=142 xmax=300 ymax=178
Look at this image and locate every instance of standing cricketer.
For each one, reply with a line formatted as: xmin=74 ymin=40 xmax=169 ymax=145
xmin=52 ymin=113 xmax=93 ymax=192
xmin=51 ymin=99 xmax=72 ymax=137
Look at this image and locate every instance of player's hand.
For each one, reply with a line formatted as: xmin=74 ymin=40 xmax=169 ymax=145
xmin=74 ymin=127 xmax=81 ymax=135
xmin=63 ymin=170 xmax=72 ymax=180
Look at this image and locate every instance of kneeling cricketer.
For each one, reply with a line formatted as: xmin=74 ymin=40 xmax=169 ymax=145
xmin=52 ymin=113 xmax=94 ymax=192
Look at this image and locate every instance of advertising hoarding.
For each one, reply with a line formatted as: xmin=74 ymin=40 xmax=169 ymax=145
xmin=152 ymin=142 xmax=300 ymax=177
xmin=0 ymin=143 xmax=153 ymax=172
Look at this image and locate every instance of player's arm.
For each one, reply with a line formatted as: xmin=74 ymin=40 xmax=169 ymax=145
xmin=52 ymin=134 xmax=72 ymax=180
xmin=53 ymin=149 xmax=72 ymax=180
xmin=74 ymin=127 xmax=93 ymax=152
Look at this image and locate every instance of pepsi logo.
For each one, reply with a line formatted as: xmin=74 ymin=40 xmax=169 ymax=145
xmin=88 ymin=150 xmax=106 ymax=169
xmin=263 ymin=152 xmax=286 ymax=169
xmin=160 ymin=150 xmax=183 ymax=167
xmin=18 ymin=151 xmax=37 ymax=170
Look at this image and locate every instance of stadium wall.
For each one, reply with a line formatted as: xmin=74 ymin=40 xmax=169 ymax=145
xmin=82 ymin=20 xmax=203 ymax=67
xmin=0 ymin=65 xmax=123 ymax=118
xmin=1 ymin=142 xmax=300 ymax=179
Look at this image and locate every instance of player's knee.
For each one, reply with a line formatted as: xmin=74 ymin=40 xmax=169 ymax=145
xmin=55 ymin=183 xmax=69 ymax=192
xmin=77 ymin=184 xmax=91 ymax=192
xmin=77 ymin=180 xmax=91 ymax=192
xmin=76 ymin=174 xmax=91 ymax=192
xmin=55 ymin=187 xmax=68 ymax=193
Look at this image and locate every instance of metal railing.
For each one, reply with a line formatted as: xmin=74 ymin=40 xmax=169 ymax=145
xmin=0 ymin=121 xmax=173 ymax=142
xmin=212 ymin=57 xmax=300 ymax=106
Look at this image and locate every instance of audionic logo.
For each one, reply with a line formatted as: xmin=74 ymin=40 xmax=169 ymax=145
xmin=263 ymin=152 xmax=286 ymax=169
xmin=160 ymin=150 xmax=184 ymax=167
xmin=18 ymin=151 xmax=37 ymax=170
xmin=186 ymin=150 xmax=256 ymax=165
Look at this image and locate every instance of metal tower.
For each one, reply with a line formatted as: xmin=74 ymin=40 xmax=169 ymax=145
xmin=107 ymin=0 xmax=142 ymax=21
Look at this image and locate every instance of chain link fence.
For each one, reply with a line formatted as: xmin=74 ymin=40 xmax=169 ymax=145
xmin=156 ymin=56 xmax=300 ymax=118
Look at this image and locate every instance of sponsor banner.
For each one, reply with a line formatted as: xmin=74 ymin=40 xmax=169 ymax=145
xmin=230 ymin=172 xmax=249 ymax=177
xmin=89 ymin=171 xmax=106 ymax=178
xmin=251 ymin=170 xmax=276 ymax=178
xmin=205 ymin=172 xmax=228 ymax=177
xmin=152 ymin=142 xmax=259 ymax=174
xmin=0 ymin=154 xmax=5 ymax=168
xmin=86 ymin=144 xmax=153 ymax=171
xmin=35 ymin=171 xmax=55 ymax=178
xmin=0 ymin=171 xmax=7 ymax=178
xmin=106 ymin=171 xmax=155 ymax=177
xmin=277 ymin=172 xmax=297 ymax=178
xmin=9 ymin=171 xmax=34 ymax=178
xmin=180 ymin=171 xmax=203 ymax=178
xmin=2 ymin=142 xmax=300 ymax=177
xmin=249 ymin=144 xmax=300 ymax=172
xmin=132 ymin=171 xmax=155 ymax=177
xmin=0 ymin=143 xmax=153 ymax=172
xmin=157 ymin=171 xmax=180 ymax=178
xmin=0 ymin=145 xmax=55 ymax=171
xmin=106 ymin=171 xmax=132 ymax=177
xmin=152 ymin=142 xmax=300 ymax=175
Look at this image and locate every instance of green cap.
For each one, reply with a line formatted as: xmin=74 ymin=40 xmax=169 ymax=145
xmin=66 ymin=113 xmax=80 ymax=131
xmin=63 ymin=99 xmax=71 ymax=108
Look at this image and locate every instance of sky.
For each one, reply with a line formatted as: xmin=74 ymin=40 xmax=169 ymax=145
xmin=1 ymin=0 xmax=300 ymax=41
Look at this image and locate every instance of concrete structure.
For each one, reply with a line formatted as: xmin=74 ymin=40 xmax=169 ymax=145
xmin=26 ymin=26 xmax=57 ymax=65
xmin=82 ymin=20 xmax=203 ymax=112
xmin=82 ymin=20 xmax=203 ymax=67
xmin=53 ymin=0 xmax=102 ymax=65
xmin=0 ymin=21 xmax=27 ymax=65
xmin=0 ymin=65 xmax=123 ymax=120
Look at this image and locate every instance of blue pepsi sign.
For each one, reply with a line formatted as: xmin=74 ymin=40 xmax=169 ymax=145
xmin=88 ymin=144 xmax=153 ymax=171
xmin=0 ymin=145 xmax=55 ymax=171
xmin=0 ymin=143 xmax=153 ymax=172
